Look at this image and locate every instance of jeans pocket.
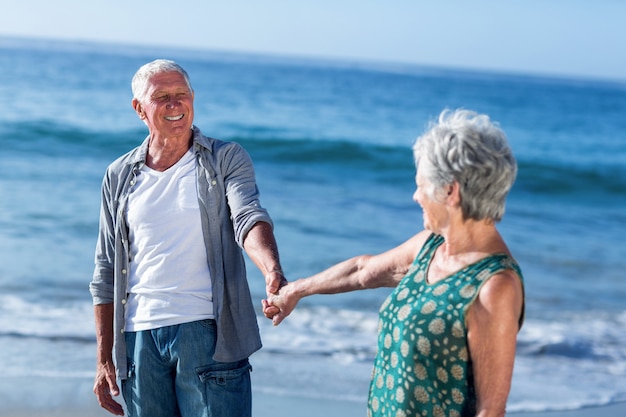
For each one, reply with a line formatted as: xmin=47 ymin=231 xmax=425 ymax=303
xmin=196 ymin=319 xmax=217 ymax=332
xmin=197 ymin=361 xmax=252 ymax=416
xmin=197 ymin=361 xmax=252 ymax=385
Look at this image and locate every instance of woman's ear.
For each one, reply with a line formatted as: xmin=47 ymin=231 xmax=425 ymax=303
xmin=447 ymin=181 xmax=462 ymax=206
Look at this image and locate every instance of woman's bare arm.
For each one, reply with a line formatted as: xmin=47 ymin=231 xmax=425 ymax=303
xmin=264 ymin=230 xmax=430 ymax=325
xmin=467 ymin=270 xmax=524 ymax=417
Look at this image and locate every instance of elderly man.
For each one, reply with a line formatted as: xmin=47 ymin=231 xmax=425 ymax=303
xmin=90 ymin=59 xmax=285 ymax=417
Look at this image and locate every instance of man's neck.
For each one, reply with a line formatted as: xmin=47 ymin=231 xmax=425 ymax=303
xmin=146 ymin=131 xmax=193 ymax=171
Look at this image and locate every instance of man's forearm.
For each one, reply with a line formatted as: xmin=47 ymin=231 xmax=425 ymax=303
xmin=243 ymin=221 xmax=285 ymax=294
xmin=94 ymin=303 xmax=115 ymax=364
xmin=243 ymin=222 xmax=281 ymax=273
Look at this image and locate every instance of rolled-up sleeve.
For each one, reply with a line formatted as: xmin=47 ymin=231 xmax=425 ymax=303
xmin=89 ymin=170 xmax=116 ymax=305
xmin=221 ymin=143 xmax=273 ymax=247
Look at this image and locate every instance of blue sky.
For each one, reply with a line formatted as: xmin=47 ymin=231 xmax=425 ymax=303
xmin=1 ymin=0 xmax=625 ymax=81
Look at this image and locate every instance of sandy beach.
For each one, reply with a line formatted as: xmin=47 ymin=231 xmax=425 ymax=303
xmin=4 ymin=392 xmax=625 ymax=417
xmin=4 ymin=367 xmax=622 ymax=416
xmin=257 ymin=395 xmax=626 ymax=417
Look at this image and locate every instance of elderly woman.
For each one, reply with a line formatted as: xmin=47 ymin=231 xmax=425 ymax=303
xmin=264 ymin=109 xmax=525 ymax=417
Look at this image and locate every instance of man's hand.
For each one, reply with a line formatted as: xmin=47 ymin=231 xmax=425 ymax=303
xmin=265 ymin=269 xmax=288 ymax=296
xmin=93 ymin=361 xmax=124 ymax=416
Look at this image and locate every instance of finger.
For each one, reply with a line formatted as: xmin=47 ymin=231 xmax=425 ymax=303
xmin=264 ymin=272 xmax=281 ymax=295
xmin=266 ymin=280 xmax=280 ymax=295
xmin=266 ymin=275 xmax=288 ymax=296
xmin=107 ymin=375 xmax=120 ymax=397
xmin=262 ymin=299 xmax=275 ymax=311
xmin=95 ymin=385 xmax=125 ymax=416
xmin=262 ymin=300 xmax=280 ymax=318
xmin=265 ymin=306 xmax=280 ymax=317
xmin=261 ymin=299 xmax=272 ymax=317
xmin=103 ymin=398 xmax=125 ymax=416
xmin=273 ymin=312 xmax=286 ymax=326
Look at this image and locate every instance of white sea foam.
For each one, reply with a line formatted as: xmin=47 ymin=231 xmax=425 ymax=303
xmin=257 ymin=305 xmax=626 ymax=412
xmin=0 ymin=293 xmax=95 ymax=340
xmin=1 ymin=293 xmax=625 ymax=412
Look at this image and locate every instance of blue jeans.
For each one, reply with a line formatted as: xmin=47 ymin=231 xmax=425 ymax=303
xmin=122 ymin=319 xmax=252 ymax=417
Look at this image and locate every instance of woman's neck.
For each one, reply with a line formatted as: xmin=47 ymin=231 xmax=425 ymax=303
xmin=439 ymin=219 xmax=505 ymax=257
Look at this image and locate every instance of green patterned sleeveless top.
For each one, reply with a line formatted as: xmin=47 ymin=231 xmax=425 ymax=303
xmin=367 ymin=233 xmax=524 ymax=417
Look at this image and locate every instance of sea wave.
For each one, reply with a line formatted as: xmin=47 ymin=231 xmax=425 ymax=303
xmin=240 ymin=136 xmax=626 ymax=199
xmin=0 ymin=119 xmax=143 ymax=157
xmin=516 ymin=160 xmax=626 ymax=198
xmin=3 ymin=119 xmax=624 ymax=200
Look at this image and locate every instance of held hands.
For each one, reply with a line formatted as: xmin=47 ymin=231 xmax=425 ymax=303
xmin=263 ymin=270 xmax=292 ymax=326
xmin=262 ymin=279 xmax=301 ymax=326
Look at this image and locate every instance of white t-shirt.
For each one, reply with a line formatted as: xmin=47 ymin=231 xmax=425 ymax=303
xmin=125 ymin=149 xmax=214 ymax=331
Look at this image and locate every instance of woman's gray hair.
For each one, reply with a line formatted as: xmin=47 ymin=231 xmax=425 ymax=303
xmin=131 ymin=59 xmax=193 ymax=103
xmin=413 ymin=109 xmax=517 ymax=222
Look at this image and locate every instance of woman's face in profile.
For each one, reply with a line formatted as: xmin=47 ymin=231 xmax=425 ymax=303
xmin=413 ymin=166 xmax=448 ymax=233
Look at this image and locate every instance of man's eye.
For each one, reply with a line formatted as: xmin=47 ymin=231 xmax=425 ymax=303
xmin=154 ymin=95 xmax=168 ymax=102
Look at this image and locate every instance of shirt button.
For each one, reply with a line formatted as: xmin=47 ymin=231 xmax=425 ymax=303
xmin=211 ymin=180 xmax=217 ymax=186
xmin=121 ymin=299 xmax=127 ymax=305
xmin=121 ymin=269 xmax=127 ymax=274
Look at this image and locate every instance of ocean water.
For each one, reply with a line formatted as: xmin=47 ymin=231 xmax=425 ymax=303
xmin=0 ymin=37 xmax=625 ymax=413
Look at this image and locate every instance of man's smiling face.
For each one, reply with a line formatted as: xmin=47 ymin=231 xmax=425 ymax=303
xmin=137 ymin=71 xmax=195 ymax=139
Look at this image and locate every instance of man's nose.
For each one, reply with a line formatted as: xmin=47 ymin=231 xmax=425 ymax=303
xmin=166 ymin=99 xmax=180 ymax=109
